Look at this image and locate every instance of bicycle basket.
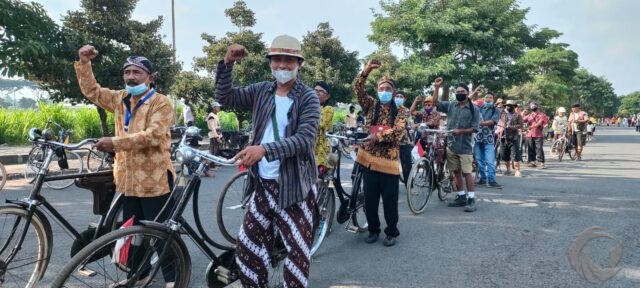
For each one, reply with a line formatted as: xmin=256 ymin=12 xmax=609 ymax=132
xmin=74 ymin=171 xmax=116 ymax=215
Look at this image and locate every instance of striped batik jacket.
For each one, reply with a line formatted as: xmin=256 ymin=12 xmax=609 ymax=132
xmin=215 ymin=60 xmax=320 ymax=208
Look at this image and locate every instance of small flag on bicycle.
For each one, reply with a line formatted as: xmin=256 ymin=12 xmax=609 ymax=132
xmin=112 ymin=216 xmax=135 ymax=265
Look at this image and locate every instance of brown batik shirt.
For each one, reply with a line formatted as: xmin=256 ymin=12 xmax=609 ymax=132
xmin=353 ymin=72 xmax=406 ymax=175
xmin=75 ymin=61 xmax=175 ymax=197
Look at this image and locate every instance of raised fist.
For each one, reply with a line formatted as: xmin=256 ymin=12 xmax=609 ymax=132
xmin=434 ymin=77 xmax=443 ymax=87
xmin=365 ymin=59 xmax=382 ymax=72
xmin=224 ymin=44 xmax=248 ymax=64
xmin=78 ymin=45 xmax=98 ymax=64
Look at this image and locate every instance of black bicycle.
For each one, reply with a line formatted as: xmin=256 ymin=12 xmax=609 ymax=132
xmin=50 ymin=127 xmax=270 ymax=288
xmin=325 ymin=133 xmax=369 ymax=233
xmin=0 ymin=128 xmax=122 ymax=288
xmin=24 ymin=119 xmax=84 ymax=189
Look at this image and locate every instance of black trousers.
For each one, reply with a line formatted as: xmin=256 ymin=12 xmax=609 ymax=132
xmin=526 ymin=137 xmax=545 ymax=163
xmin=362 ymin=167 xmax=400 ymax=237
xmin=121 ymin=171 xmax=175 ymax=282
xmin=399 ymin=144 xmax=413 ymax=185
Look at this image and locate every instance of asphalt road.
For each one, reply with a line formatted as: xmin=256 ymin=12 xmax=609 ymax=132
xmin=1 ymin=127 xmax=639 ymax=287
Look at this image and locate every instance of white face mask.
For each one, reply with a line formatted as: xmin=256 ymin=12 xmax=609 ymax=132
xmin=271 ymin=69 xmax=297 ymax=84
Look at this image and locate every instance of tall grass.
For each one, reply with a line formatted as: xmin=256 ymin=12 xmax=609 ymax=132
xmin=0 ymin=102 xmax=113 ymax=145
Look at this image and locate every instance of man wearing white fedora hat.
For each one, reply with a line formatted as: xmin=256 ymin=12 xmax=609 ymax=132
xmin=216 ymin=35 xmax=320 ymax=288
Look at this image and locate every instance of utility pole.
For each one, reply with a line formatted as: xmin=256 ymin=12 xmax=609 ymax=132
xmin=171 ymin=0 xmax=179 ymax=124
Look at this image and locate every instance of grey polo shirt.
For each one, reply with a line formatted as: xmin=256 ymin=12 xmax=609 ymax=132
xmin=438 ymin=101 xmax=480 ymax=155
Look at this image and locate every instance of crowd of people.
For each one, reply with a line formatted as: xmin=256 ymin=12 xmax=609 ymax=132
xmin=75 ymin=32 xmax=622 ymax=287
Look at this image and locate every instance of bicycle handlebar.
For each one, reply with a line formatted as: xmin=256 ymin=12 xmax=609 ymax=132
xmin=325 ymin=133 xmax=367 ymax=144
xmin=33 ymin=138 xmax=99 ymax=150
xmin=420 ymin=129 xmax=455 ymax=134
xmin=175 ymin=142 xmax=238 ymax=166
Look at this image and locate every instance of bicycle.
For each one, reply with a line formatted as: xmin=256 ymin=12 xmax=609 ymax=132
xmin=50 ymin=127 xmax=270 ymax=288
xmin=406 ymin=128 xmax=455 ymax=214
xmin=325 ymin=133 xmax=369 ymax=233
xmin=24 ymin=120 xmax=83 ymax=189
xmin=0 ymin=128 xmax=123 ymax=288
xmin=550 ymin=130 xmax=575 ymax=162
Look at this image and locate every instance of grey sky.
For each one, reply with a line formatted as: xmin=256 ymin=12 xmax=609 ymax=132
xmin=36 ymin=0 xmax=639 ymax=95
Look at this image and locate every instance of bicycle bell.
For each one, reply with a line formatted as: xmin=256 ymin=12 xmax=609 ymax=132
xmin=185 ymin=126 xmax=201 ymax=137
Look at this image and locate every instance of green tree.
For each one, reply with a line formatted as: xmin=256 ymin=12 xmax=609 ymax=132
xmin=300 ymin=22 xmax=360 ymax=104
xmin=194 ymin=1 xmax=269 ymax=123
xmin=1 ymin=0 xmax=180 ymax=136
xmin=368 ymin=0 xmax=557 ymax=99
xmin=0 ymin=0 xmax=60 ymax=78
xmin=618 ymin=92 xmax=640 ymax=116
xmin=572 ymin=69 xmax=618 ymax=117
xmin=171 ymin=71 xmax=215 ymax=106
xmin=224 ymin=0 xmax=255 ymax=31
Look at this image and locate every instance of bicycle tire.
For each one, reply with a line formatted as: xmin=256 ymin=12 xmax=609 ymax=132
xmin=310 ymin=181 xmax=335 ymax=257
xmin=69 ymin=194 xmax=124 ymax=258
xmin=0 ymin=206 xmax=52 ymax=288
xmin=45 ymin=150 xmax=83 ymax=190
xmin=350 ymin=169 xmax=368 ymax=231
xmin=550 ymin=139 xmax=560 ymax=158
xmin=216 ymin=170 xmax=251 ymax=245
xmin=406 ymin=157 xmax=433 ymax=214
xmin=0 ymin=162 xmax=6 ymax=191
xmin=556 ymin=139 xmax=566 ymax=162
xmin=51 ymin=225 xmax=191 ymax=288
xmin=24 ymin=146 xmax=43 ymax=182
xmin=439 ymin=166 xmax=455 ymax=201
xmin=86 ymin=150 xmax=109 ymax=172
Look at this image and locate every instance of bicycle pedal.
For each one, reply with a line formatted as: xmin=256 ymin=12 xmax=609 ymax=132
xmin=77 ymin=267 xmax=96 ymax=277
xmin=345 ymin=225 xmax=359 ymax=233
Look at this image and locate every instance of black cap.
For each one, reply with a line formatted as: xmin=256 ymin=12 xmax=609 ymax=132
xmin=314 ymin=80 xmax=331 ymax=95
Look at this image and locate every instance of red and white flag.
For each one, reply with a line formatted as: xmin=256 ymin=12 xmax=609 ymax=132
xmin=112 ymin=216 xmax=135 ymax=265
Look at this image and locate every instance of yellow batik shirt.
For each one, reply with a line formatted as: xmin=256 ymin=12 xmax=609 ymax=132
xmin=315 ymin=105 xmax=335 ymax=167
xmin=75 ymin=61 xmax=175 ymax=197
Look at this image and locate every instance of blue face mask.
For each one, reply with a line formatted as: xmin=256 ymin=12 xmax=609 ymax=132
xmin=394 ymin=98 xmax=405 ymax=106
xmin=125 ymin=83 xmax=148 ymax=96
xmin=378 ymin=91 xmax=393 ymax=104
xmin=484 ymin=101 xmax=493 ymax=108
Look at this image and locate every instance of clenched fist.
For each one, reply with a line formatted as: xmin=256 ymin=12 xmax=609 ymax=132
xmin=364 ymin=59 xmax=381 ymax=73
xmin=78 ymin=45 xmax=98 ymax=64
xmin=434 ymin=77 xmax=443 ymax=87
xmin=224 ymin=44 xmax=248 ymax=64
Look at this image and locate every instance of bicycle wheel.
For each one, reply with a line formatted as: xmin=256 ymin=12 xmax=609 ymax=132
xmin=439 ymin=165 xmax=455 ymax=201
xmin=340 ymin=140 xmax=353 ymax=160
xmin=550 ymin=139 xmax=560 ymax=158
xmin=51 ymin=226 xmax=191 ymax=288
xmin=45 ymin=151 xmax=83 ymax=190
xmin=24 ymin=146 xmax=44 ymax=182
xmin=350 ymin=169 xmax=368 ymax=231
xmin=566 ymin=140 xmax=575 ymax=160
xmin=0 ymin=206 xmax=52 ymax=288
xmin=86 ymin=150 xmax=110 ymax=172
xmin=406 ymin=157 xmax=433 ymax=214
xmin=555 ymin=139 xmax=566 ymax=162
xmin=216 ymin=170 xmax=251 ymax=244
xmin=0 ymin=162 xmax=6 ymax=191
xmin=310 ymin=181 xmax=334 ymax=257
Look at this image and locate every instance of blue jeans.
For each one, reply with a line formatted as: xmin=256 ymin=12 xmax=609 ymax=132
xmin=474 ymin=142 xmax=496 ymax=182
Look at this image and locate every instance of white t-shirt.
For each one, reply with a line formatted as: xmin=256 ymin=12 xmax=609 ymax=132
xmin=183 ymin=104 xmax=195 ymax=124
xmin=258 ymin=95 xmax=293 ymax=179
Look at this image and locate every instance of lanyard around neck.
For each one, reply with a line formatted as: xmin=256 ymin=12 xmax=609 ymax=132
xmin=124 ymin=89 xmax=155 ymax=132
